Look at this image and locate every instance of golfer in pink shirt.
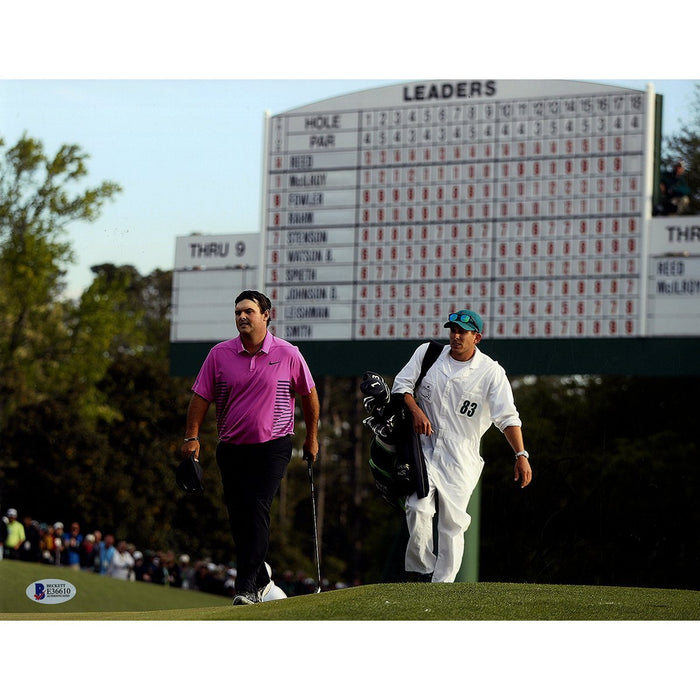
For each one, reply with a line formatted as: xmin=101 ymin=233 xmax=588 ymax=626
xmin=182 ymin=290 xmax=320 ymax=605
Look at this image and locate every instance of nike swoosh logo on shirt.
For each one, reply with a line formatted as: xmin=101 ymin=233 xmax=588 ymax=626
xmin=269 ymin=361 xmax=280 ymax=365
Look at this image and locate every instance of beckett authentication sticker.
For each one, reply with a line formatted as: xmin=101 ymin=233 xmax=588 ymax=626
xmin=26 ymin=579 xmax=76 ymax=605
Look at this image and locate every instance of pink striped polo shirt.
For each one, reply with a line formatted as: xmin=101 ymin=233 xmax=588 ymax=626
xmin=191 ymin=332 xmax=315 ymax=445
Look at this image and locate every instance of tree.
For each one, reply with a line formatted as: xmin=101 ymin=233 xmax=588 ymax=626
xmin=478 ymin=375 xmax=700 ymax=590
xmin=661 ymin=83 xmax=700 ymax=214
xmin=0 ymin=134 xmax=122 ymax=431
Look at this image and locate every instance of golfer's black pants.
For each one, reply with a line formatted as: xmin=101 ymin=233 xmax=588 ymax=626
xmin=216 ymin=436 xmax=292 ymax=595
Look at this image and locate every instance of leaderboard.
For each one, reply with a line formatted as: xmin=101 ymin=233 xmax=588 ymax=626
xmin=262 ymin=80 xmax=653 ymax=342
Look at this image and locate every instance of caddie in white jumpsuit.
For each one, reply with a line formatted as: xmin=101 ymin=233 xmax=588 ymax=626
xmin=392 ymin=309 xmax=532 ymax=583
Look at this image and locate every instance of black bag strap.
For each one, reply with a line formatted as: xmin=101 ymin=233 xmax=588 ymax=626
xmin=415 ymin=339 xmax=444 ymax=391
xmin=407 ymin=340 xmax=443 ymax=500
xmin=388 ymin=339 xmax=444 ymax=414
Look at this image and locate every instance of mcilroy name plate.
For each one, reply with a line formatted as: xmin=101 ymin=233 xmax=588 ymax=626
xmin=262 ymin=80 xmax=654 ymax=342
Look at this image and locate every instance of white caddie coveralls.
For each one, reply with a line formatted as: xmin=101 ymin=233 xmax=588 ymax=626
xmin=392 ymin=342 xmax=522 ymax=582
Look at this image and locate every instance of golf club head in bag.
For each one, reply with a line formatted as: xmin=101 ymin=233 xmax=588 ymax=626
xmin=363 ymin=413 xmax=399 ymax=441
xmin=175 ymin=454 xmax=204 ymax=495
xmin=360 ymin=371 xmax=391 ymax=414
xmin=361 ymin=371 xmax=401 ymax=442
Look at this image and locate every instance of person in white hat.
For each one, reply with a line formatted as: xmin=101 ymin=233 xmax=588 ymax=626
xmin=4 ymin=508 xmax=26 ymax=559
xmin=107 ymin=540 xmax=135 ymax=580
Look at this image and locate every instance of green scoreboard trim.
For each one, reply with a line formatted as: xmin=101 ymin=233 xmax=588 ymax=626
xmin=171 ymin=336 xmax=700 ymax=378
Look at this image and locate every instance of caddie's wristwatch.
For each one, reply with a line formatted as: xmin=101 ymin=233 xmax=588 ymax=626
xmin=514 ymin=450 xmax=529 ymax=460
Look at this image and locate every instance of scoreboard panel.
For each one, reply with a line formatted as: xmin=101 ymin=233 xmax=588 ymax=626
xmin=262 ymin=80 xmax=654 ymax=343
xmin=170 ymin=233 xmax=260 ymax=342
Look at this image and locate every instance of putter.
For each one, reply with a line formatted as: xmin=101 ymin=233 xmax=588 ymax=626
xmin=305 ymin=454 xmax=322 ymax=594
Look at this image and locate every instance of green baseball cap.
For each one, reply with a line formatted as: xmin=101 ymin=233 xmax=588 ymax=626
xmin=444 ymin=309 xmax=483 ymax=333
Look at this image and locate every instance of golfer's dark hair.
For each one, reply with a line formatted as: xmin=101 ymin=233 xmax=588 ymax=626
xmin=236 ymin=290 xmax=272 ymax=326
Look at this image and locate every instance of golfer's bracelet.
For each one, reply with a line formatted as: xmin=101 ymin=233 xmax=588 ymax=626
xmin=183 ymin=436 xmax=200 ymax=442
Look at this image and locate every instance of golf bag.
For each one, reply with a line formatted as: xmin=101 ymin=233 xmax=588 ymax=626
xmin=360 ymin=340 xmax=443 ymax=510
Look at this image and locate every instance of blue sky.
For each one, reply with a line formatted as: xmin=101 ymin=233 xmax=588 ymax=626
xmin=1 ymin=79 xmax=399 ymax=295
xmin=2 ymin=78 xmax=697 ymax=298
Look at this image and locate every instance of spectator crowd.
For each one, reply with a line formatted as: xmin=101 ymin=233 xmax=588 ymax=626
xmin=1 ymin=507 xmax=349 ymax=598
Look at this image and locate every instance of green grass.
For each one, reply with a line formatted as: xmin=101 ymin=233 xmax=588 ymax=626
xmin=2 ymin=559 xmax=698 ymax=620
